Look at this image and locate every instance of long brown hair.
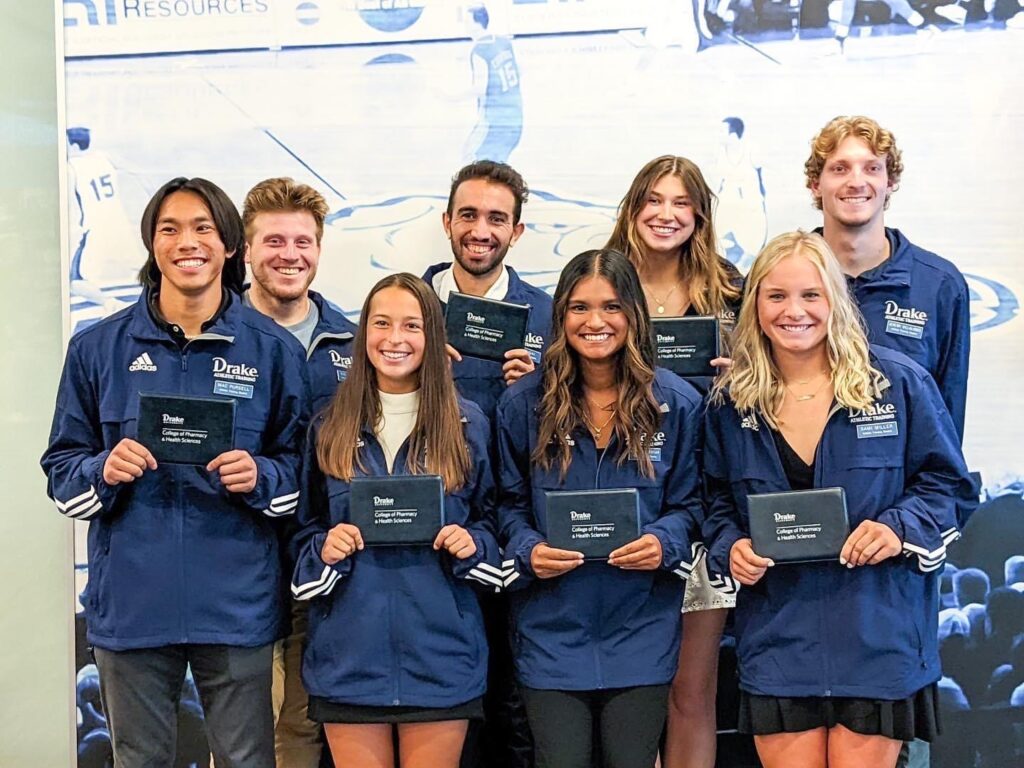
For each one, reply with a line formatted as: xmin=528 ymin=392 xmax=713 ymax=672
xmin=605 ymin=155 xmax=740 ymax=315
xmin=533 ymin=249 xmax=661 ymax=479
xmin=317 ymin=273 xmax=471 ymax=490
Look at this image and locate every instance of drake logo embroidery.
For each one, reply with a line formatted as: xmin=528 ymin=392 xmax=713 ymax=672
xmin=213 ymin=357 xmax=258 ymax=383
xmin=849 ymin=401 xmax=899 ymax=438
xmin=212 ymin=356 xmax=257 ymax=399
xmin=329 ymin=350 xmax=352 ymax=369
xmin=884 ymin=301 xmax=927 ymax=340
xmin=525 ymin=332 xmax=544 ymax=363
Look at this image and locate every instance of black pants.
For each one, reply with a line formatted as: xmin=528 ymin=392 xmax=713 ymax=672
xmin=521 ymin=684 xmax=670 ymax=768
xmin=94 ymin=643 xmax=275 ymax=768
xmin=460 ymin=593 xmax=534 ymax=768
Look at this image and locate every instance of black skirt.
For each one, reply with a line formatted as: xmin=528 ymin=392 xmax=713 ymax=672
xmin=738 ymin=683 xmax=940 ymax=742
xmin=308 ymin=695 xmax=484 ymax=725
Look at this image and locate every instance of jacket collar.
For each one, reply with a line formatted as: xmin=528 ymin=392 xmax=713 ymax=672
xmin=812 ymin=226 xmax=911 ymax=289
xmin=128 ymin=287 xmax=237 ymax=344
xmin=308 ymin=290 xmax=357 ymax=359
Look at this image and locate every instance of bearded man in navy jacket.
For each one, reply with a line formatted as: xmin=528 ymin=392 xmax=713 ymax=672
xmin=423 ymin=161 xmax=552 ymax=768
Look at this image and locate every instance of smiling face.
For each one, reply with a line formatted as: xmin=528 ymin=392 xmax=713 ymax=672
xmin=563 ymin=275 xmax=629 ymax=364
xmin=152 ymin=190 xmax=232 ymax=301
xmin=635 ymin=174 xmax=697 ymax=259
xmin=442 ymin=178 xmax=524 ymax=279
xmin=365 ymin=286 xmax=426 ymax=394
xmin=245 ymin=210 xmax=320 ymax=303
xmin=812 ymin=136 xmax=893 ymax=231
xmin=757 ymin=252 xmax=831 ymax=358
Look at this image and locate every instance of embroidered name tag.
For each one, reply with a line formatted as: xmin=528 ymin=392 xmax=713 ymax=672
xmin=336 ymin=369 xmax=348 ymax=382
xmin=214 ymin=381 xmax=254 ymax=399
xmin=856 ymin=422 xmax=899 ymax=439
xmin=648 ymin=448 xmax=662 ymax=462
xmin=885 ymin=319 xmax=924 ymax=340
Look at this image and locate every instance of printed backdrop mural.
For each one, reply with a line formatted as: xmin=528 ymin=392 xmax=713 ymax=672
xmin=61 ymin=1 xmax=1023 ymax=765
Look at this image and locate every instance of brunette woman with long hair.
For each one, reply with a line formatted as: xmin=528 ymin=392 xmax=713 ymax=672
xmin=496 ymin=249 xmax=705 ymax=768
xmin=289 ymin=273 xmax=502 ymax=768
xmin=606 ymin=155 xmax=742 ymax=768
xmin=703 ymin=231 xmax=974 ymax=768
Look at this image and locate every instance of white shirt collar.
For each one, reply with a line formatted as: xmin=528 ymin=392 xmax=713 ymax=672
xmin=432 ymin=264 xmax=510 ymax=304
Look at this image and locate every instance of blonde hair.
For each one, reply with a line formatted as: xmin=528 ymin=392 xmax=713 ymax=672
xmin=242 ymin=177 xmax=329 ymax=244
xmin=804 ymin=116 xmax=904 ymax=211
xmin=605 ymin=155 xmax=740 ymax=315
xmin=712 ymin=231 xmax=885 ymax=428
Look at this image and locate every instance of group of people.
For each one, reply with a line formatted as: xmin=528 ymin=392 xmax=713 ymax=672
xmin=43 ymin=114 xmax=977 ymax=768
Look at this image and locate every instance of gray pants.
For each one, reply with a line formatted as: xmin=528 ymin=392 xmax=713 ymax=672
xmin=94 ymin=643 xmax=275 ymax=768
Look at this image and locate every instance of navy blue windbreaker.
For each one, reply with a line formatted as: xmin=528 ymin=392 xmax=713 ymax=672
xmin=290 ymin=397 xmax=501 ymax=708
xmin=495 ymin=369 xmax=706 ymax=691
xmin=702 ymin=346 xmax=977 ymax=700
xmin=834 ymin=227 xmax=971 ymax=440
xmin=304 ymin=290 xmax=357 ymax=415
xmin=423 ymin=262 xmax=553 ymax=419
xmin=41 ymin=291 xmax=310 ymax=650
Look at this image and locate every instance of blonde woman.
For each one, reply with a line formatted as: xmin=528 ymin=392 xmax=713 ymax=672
xmin=703 ymin=231 xmax=975 ymax=768
xmin=606 ymin=155 xmax=742 ymax=768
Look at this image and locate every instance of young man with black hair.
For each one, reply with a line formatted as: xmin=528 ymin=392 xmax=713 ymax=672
xmin=42 ymin=177 xmax=310 ymax=768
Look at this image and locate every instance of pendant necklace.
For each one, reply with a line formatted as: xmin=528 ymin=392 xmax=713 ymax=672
xmin=647 ymin=281 xmax=682 ymax=315
xmin=582 ymin=400 xmax=617 ymax=439
xmin=785 ymin=372 xmax=831 ymax=402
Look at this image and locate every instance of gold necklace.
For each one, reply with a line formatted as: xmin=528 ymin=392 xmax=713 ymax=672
xmin=582 ymin=400 xmax=617 ymax=439
xmin=784 ymin=372 xmax=831 ymax=402
xmin=646 ymin=281 xmax=682 ymax=315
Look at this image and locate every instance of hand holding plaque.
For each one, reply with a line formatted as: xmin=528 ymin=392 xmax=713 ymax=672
xmin=103 ymin=438 xmax=159 ymax=485
xmin=445 ymin=292 xmax=531 ymax=362
xmin=608 ymin=533 xmax=664 ymax=570
xmin=530 ymin=542 xmax=585 ymax=579
xmin=840 ymin=519 xmax=901 ymax=568
xmin=652 ymin=317 xmax=720 ymax=377
xmin=322 ymin=523 xmax=365 ymax=564
xmin=433 ymin=524 xmax=478 ymax=560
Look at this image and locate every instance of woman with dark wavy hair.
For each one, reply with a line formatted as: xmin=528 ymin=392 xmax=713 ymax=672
xmin=496 ymin=249 xmax=705 ymax=768
xmin=607 ymin=155 xmax=744 ymax=768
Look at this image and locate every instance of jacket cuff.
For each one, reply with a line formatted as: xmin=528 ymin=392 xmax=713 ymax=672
xmin=242 ymin=456 xmax=299 ymax=518
xmin=451 ymin=533 xmax=504 ymax=592
xmin=291 ymin=533 xmax=352 ymax=600
xmin=877 ymin=507 xmax=959 ymax=574
xmin=705 ymin=533 xmax=742 ymax=596
xmin=504 ymin=532 xmax=545 ymax=590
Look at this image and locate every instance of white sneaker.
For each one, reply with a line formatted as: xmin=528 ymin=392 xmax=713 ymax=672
xmin=1007 ymin=10 xmax=1024 ymax=26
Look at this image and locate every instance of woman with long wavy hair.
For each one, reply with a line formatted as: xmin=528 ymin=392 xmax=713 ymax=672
xmin=496 ymin=248 xmax=705 ymax=768
xmin=606 ymin=155 xmax=742 ymax=768
xmin=703 ymin=231 xmax=975 ymax=768
xmin=289 ymin=273 xmax=502 ymax=768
